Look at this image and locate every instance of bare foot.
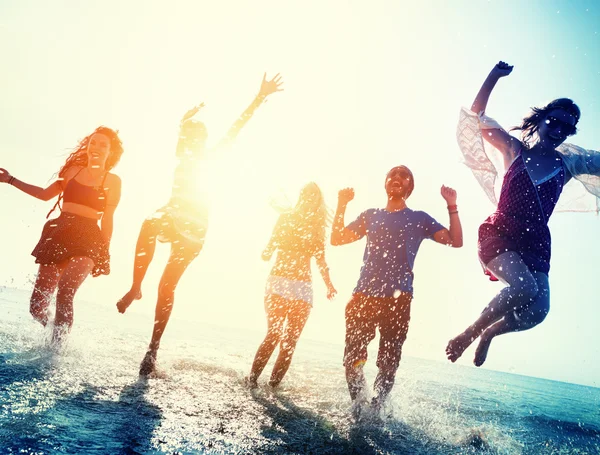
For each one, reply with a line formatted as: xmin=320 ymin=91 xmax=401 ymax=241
xmin=446 ymin=329 xmax=476 ymax=363
xmin=370 ymin=396 xmax=384 ymax=415
xmin=51 ymin=323 xmax=70 ymax=346
xmin=474 ymin=332 xmax=493 ymax=367
xmin=244 ymin=376 xmax=258 ymax=389
xmin=350 ymin=396 xmax=370 ymax=423
xmin=117 ymin=289 xmax=142 ymax=314
xmin=139 ymin=349 xmax=157 ymax=376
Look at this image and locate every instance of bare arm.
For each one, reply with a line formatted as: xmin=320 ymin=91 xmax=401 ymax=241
xmin=100 ymin=175 xmax=122 ymax=245
xmin=315 ymin=249 xmax=337 ymax=300
xmin=432 ymin=185 xmax=463 ymax=248
xmin=0 ymin=168 xmax=63 ymax=201
xmin=472 ymin=61 xmax=521 ymax=167
xmin=471 ymin=61 xmax=513 ymax=115
xmin=216 ymin=73 xmax=284 ymax=150
xmin=331 ymin=188 xmax=364 ymax=246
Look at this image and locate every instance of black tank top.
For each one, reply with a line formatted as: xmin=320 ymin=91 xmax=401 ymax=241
xmin=62 ymin=168 xmax=108 ymax=213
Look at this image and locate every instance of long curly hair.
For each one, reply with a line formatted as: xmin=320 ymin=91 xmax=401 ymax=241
xmin=47 ymin=126 xmax=123 ymax=218
xmin=57 ymin=126 xmax=124 ymax=178
xmin=510 ymin=98 xmax=580 ymax=148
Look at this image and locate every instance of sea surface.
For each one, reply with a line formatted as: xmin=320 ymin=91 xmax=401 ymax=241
xmin=1 ymin=286 xmax=599 ymax=455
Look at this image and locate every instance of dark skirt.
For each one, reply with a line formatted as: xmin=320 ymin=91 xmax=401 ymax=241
xmin=478 ymin=223 xmax=551 ymax=282
xmin=31 ymin=213 xmax=110 ymax=277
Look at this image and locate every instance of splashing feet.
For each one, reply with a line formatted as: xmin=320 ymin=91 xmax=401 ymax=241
xmin=139 ymin=349 xmax=157 ymax=376
xmin=243 ymin=376 xmax=258 ymax=389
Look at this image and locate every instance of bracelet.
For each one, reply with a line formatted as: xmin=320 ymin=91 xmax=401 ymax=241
xmin=8 ymin=176 xmax=15 ymax=185
xmin=447 ymin=205 xmax=458 ymax=210
xmin=449 ymin=210 xmax=459 ymax=215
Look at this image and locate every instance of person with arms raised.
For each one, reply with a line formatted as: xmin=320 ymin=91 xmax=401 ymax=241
xmin=116 ymin=73 xmax=284 ymax=376
xmin=331 ymin=166 xmax=462 ymax=417
xmin=447 ymin=61 xmax=600 ymax=367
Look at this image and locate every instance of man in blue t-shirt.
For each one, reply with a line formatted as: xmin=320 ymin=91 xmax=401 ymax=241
xmin=331 ymin=165 xmax=463 ymax=413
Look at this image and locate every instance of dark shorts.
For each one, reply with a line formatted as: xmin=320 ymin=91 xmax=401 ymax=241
xmin=32 ymin=213 xmax=110 ymax=277
xmin=478 ymin=236 xmax=517 ymax=267
xmin=478 ymin=235 xmax=550 ymax=281
xmin=150 ymin=205 xmax=207 ymax=246
xmin=343 ymin=292 xmax=412 ymax=372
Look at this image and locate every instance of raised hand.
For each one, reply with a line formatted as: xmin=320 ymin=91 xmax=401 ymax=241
xmin=490 ymin=61 xmax=514 ymax=79
xmin=0 ymin=168 xmax=12 ymax=184
xmin=440 ymin=185 xmax=457 ymax=205
xmin=181 ymin=103 xmax=206 ymax=124
xmin=338 ymin=188 xmax=355 ymax=205
xmin=258 ymin=73 xmax=284 ymax=98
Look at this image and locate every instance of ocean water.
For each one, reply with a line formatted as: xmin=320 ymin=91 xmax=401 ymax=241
xmin=1 ymin=286 xmax=599 ymax=455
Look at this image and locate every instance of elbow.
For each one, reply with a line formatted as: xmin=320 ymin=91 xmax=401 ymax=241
xmin=452 ymin=239 xmax=463 ymax=248
xmin=330 ymin=236 xmax=341 ymax=246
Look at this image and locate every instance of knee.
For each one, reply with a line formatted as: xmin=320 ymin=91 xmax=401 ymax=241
xmin=517 ymin=299 xmax=549 ymax=327
xmin=141 ymin=218 xmax=160 ymax=239
xmin=345 ymin=362 xmax=364 ymax=379
xmin=158 ymin=282 xmax=176 ymax=300
xmin=376 ymin=357 xmax=401 ymax=377
xmin=530 ymin=306 xmax=549 ymax=325
xmin=30 ymin=287 xmax=45 ymax=306
xmin=280 ymin=337 xmax=299 ymax=354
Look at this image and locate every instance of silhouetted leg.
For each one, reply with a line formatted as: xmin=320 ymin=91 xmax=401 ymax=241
xmin=373 ymin=293 xmax=411 ymax=408
xmin=53 ymin=256 xmax=95 ymax=343
xmin=30 ymin=263 xmax=66 ymax=326
xmin=474 ymin=271 xmax=549 ymax=366
xmin=117 ymin=217 xmax=162 ymax=313
xmin=343 ymin=294 xmax=376 ymax=402
xmin=446 ymin=252 xmax=539 ymax=362
xmin=139 ymin=239 xmax=201 ymax=376
xmin=247 ymin=294 xmax=288 ymax=386
xmin=269 ymin=299 xmax=311 ymax=387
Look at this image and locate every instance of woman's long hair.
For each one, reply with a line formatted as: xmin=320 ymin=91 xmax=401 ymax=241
xmin=47 ymin=126 xmax=123 ymax=217
xmin=283 ymin=182 xmax=331 ymax=251
xmin=510 ymin=98 xmax=580 ymax=148
xmin=57 ymin=126 xmax=123 ymax=177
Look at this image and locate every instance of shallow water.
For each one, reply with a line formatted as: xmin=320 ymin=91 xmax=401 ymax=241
xmin=1 ymin=287 xmax=599 ymax=454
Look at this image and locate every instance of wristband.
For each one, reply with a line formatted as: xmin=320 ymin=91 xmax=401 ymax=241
xmin=447 ymin=204 xmax=458 ymax=210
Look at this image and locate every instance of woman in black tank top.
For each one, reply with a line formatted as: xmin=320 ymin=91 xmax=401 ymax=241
xmin=0 ymin=126 xmax=123 ymax=344
xmin=115 ymin=73 xmax=283 ymax=377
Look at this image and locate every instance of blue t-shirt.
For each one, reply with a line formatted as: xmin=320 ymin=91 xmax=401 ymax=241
xmin=347 ymin=208 xmax=444 ymax=296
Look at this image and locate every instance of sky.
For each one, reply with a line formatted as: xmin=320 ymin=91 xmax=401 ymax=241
xmin=0 ymin=0 xmax=599 ymax=387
